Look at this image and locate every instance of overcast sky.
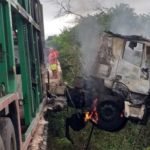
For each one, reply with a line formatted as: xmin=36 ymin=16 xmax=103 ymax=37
xmin=40 ymin=0 xmax=150 ymax=38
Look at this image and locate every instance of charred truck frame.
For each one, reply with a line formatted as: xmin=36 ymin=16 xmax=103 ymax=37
xmin=94 ymin=31 xmax=150 ymax=129
xmin=0 ymin=0 xmax=45 ymax=149
xmin=66 ymin=31 xmax=150 ymax=136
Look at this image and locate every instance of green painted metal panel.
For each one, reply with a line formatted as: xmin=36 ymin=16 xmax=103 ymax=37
xmin=23 ymin=24 xmax=36 ymax=117
xmin=34 ymin=31 xmax=40 ymax=106
xmin=34 ymin=31 xmax=43 ymax=102
xmin=3 ymin=3 xmax=16 ymax=92
xmin=17 ymin=0 xmax=23 ymax=6
xmin=28 ymin=24 xmax=40 ymax=113
xmin=25 ymin=0 xmax=29 ymax=12
xmin=23 ymin=100 xmax=45 ymax=142
xmin=16 ymin=17 xmax=33 ymax=124
xmin=0 ymin=3 xmax=9 ymax=93
xmin=1 ymin=0 xmax=40 ymax=30
xmin=18 ymin=0 xmax=29 ymax=12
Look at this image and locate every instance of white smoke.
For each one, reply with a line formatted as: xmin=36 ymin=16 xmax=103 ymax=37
xmin=110 ymin=4 xmax=150 ymax=38
xmin=75 ymin=17 xmax=102 ymax=76
xmin=75 ymin=3 xmax=150 ymax=76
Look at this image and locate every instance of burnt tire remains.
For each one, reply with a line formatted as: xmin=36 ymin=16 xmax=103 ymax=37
xmin=0 ymin=118 xmax=17 ymax=150
xmin=97 ymin=95 xmax=126 ymax=131
xmin=66 ymin=113 xmax=86 ymax=131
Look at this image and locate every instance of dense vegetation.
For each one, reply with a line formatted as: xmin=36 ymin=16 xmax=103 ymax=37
xmin=46 ymin=4 xmax=150 ymax=150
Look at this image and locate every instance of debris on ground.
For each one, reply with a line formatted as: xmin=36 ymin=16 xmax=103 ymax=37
xmin=28 ymin=84 xmax=67 ymax=150
xmin=28 ymin=117 xmax=48 ymax=150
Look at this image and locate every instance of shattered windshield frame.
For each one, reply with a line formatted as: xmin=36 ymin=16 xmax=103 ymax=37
xmin=123 ymin=41 xmax=144 ymax=67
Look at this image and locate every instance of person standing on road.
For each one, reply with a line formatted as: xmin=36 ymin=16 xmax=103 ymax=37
xmin=48 ymin=48 xmax=59 ymax=79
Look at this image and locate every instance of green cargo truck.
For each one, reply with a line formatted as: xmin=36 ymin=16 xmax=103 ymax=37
xmin=0 ymin=0 xmax=46 ymax=149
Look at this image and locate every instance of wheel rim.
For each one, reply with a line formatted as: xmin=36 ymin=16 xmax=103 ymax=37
xmin=100 ymin=103 xmax=117 ymax=121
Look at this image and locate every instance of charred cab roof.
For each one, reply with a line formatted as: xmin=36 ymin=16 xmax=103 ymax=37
xmin=105 ymin=31 xmax=150 ymax=43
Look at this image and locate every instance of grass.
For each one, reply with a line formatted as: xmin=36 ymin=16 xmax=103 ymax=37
xmin=46 ymin=109 xmax=150 ymax=150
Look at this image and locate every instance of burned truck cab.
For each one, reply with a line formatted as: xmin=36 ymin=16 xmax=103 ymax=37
xmin=95 ymin=31 xmax=150 ymax=125
xmin=65 ymin=32 xmax=150 ymax=135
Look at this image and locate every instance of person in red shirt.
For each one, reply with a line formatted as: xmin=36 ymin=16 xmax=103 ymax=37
xmin=48 ymin=48 xmax=59 ymax=79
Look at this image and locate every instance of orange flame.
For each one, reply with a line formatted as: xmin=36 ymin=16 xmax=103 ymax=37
xmin=84 ymin=98 xmax=99 ymax=124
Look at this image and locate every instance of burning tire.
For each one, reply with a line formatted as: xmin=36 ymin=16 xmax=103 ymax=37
xmin=97 ymin=95 xmax=126 ymax=131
